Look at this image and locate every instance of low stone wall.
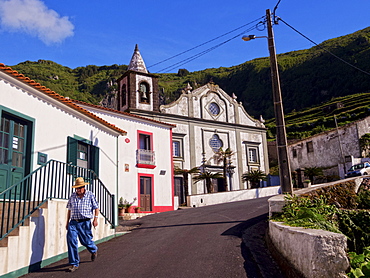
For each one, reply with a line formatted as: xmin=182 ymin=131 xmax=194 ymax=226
xmin=189 ymin=186 xmax=280 ymax=207
xmin=269 ymin=221 xmax=349 ymax=278
xmin=267 ymin=177 xmax=364 ymax=278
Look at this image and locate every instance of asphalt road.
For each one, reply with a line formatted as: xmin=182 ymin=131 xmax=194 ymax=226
xmin=22 ymin=197 xmax=285 ymax=278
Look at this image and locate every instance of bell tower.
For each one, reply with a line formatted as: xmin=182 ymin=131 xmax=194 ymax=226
xmin=117 ymin=45 xmax=159 ymax=112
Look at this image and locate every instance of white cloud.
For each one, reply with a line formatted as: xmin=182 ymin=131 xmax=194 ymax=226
xmin=0 ymin=0 xmax=74 ymax=44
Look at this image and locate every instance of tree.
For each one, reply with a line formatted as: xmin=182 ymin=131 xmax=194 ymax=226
xmin=177 ymin=68 xmax=189 ymax=77
xmin=213 ymin=147 xmax=235 ymax=191
xmin=304 ymin=167 xmax=323 ymax=184
xmin=359 ymin=133 xmax=370 ymax=157
xmin=242 ymin=170 xmax=267 ymax=189
xmin=174 ymin=167 xmax=199 ymax=206
xmin=193 ymin=171 xmax=223 ymax=193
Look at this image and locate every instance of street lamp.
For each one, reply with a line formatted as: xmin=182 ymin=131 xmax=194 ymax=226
xmin=242 ymin=9 xmax=293 ymax=194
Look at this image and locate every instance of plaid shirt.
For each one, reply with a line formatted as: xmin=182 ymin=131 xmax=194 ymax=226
xmin=67 ymin=190 xmax=99 ymax=220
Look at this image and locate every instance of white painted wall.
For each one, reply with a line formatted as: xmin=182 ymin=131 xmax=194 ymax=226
xmin=189 ymin=186 xmax=280 ymax=207
xmin=0 ymin=73 xmax=119 ymax=193
xmin=0 ymin=199 xmax=116 ymax=277
xmin=288 ymin=116 xmax=370 ymax=176
xmin=78 ymin=106 xmax=174 ymax=211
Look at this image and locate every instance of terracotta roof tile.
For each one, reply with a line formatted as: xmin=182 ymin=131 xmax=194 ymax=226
xmin=0 ymin=63 xmax=126 ymax=135
xmin=72 ymin=99 xmax=176 ymax=128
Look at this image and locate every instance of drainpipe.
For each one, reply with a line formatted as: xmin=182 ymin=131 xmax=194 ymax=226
xmin=115 ymin=135 xmax=119 ymax=226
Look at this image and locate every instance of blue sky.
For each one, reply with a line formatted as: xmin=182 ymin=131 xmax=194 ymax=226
xmin=0 ymin=0 xmax=369 ymax=73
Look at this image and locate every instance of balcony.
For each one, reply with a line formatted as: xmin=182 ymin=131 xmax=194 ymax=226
xmin=136 ymin=149 xmax=156 ymax=169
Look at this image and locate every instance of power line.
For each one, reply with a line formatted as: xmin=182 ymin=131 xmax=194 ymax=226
xmin=272 ymin=0 xmax=282 ymax=24
xmin=278 ymin=17 xmax=370 ymax=76
xmin=148 ymin=16 xmax=265 ymax=72
xmin=155 ymin=24 xmax=262 ymax=73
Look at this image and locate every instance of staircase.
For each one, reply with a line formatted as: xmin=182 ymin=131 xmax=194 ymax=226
xmin=0 ymin=199 xmax=116 ymax=276
xmin=0 ymin=160 xmax=118 ymax=277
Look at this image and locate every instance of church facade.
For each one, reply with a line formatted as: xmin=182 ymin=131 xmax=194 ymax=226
xmin=105 ymin=45 xmax=270 ymax=203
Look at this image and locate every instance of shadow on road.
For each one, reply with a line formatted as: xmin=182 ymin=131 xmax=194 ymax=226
xmin=133 ymin=220 xmax=246 ymax=230
xmin=222 ymin=213 xmax=286 ymax=278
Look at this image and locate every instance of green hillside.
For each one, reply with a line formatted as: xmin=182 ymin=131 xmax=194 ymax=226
xmin=266 ymin=91 xmax=370 ymax=140
xmin=11 ymin=60 xmax=128 ymax=104
xmin=157 ymin=27 xmax=370 ymax=120
xmin=8 ymin=26 xmax=370 ymax=140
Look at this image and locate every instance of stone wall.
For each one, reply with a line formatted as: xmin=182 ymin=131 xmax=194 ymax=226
xmin=269 ymin=221 xmax=349 ymax=278
xmin=267 ymin=177 xmax=364 ymax=277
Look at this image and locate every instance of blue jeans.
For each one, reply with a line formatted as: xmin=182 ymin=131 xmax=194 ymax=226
xmin=67 ymin=220 xmax=98 ymax=266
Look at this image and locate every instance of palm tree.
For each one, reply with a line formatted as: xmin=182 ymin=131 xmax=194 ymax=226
xmin=193 ymin=171 xmax=223 ymax=193
xmin=304 ymin=167 xmax=323 ymax=184
xmin=242 ymin=170 xmax=267 ymax=189
xmin=174 ymin=167 xmax=199 ymax=206
xmin=213 ymin=147 xmax=235 ymax=191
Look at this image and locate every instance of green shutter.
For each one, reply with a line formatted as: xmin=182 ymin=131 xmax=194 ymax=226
xmin=67 ymin=137 xmax=78 ymax=165
xmin=90 ymin=145 xmax=100 ymax=176
xmin=67 ymin=137 xmax=78 ymax=175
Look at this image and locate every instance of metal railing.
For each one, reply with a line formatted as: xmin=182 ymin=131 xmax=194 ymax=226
xmin=0 ymin=160 xmax=115 ymax=240
xmin=136 ymin=149 xmax=155 ymax=165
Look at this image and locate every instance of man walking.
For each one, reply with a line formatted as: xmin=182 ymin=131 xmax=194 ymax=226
xmin=66 ymin=177 xmax=99 ymax=272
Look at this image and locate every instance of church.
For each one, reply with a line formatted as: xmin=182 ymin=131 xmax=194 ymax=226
xmin=104 ymin=45 xmax=270 ymax=204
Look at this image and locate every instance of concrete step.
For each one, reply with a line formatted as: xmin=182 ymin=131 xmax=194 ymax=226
xmin=0 ymin=199 xmax=116 ymax=277
xmin=0 ymin=207 xmax=41 ymax=246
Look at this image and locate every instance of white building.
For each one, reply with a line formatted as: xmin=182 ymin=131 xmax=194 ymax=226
xmin=288 ymin=116 xmax=370 ymax=181
xmin=107 ymin=45 xmax=270 ymax=203
xmin=73 ymin=100 xmax=175 ymax=213
xmin=0 ymin=61 xmax=175 ymax=276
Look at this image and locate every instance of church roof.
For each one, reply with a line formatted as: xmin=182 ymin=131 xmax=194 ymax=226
xmin=128 ymin=44 xmax=148 ymax=73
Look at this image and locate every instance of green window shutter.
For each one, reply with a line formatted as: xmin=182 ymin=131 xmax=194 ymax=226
xmin=90 ymin=145 xmax=99 ymax=176
xmin=67 ymin=137 xmax=78 ymax=175
xmin=67 ymin=137 xmax=78 ymax=165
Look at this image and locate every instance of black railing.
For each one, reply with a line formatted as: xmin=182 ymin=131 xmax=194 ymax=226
xmin=0 ymin=160 xmax=116 ymax=241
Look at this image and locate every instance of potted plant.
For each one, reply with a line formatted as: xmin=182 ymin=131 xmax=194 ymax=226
xmin=242 ymin=170 xmax=267 ymax=189
xmin=122 ymin=197 xmax=137 ymax=213
xmin=118 ymin=197 xmax=125 ymax=216
xmin=134 ymin=206 xmax=141 ymax=213
xmin=303 ymin=179 xmax=312 ymax=188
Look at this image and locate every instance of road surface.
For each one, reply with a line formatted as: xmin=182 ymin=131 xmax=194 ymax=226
xmin=22 ymin=197 xmax=285 ymax=277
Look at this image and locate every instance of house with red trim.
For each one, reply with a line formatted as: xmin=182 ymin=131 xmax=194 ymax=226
xmin=0 ymin=61 xmax=175 ymax=276
xmin=73 ymin=99 xmax=176 ymax=213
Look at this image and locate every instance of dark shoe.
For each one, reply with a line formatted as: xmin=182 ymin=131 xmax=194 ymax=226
xmin=91 ymin=252 xmax=97 ymax=261
xmin=68 ymin=265 xmax=78 ymax=272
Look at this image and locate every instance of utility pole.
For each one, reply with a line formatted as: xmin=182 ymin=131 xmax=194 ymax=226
xmin=266 ymin=9 xmax=293 ymax=193
xmin=334 ymin=115 xmax=346 ymax=175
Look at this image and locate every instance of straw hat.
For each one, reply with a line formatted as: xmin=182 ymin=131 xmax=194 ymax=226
xmin=72 ymin=177 xmax=89 ymax=188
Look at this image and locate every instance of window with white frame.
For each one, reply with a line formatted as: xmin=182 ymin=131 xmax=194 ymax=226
xmin=248 ymin=148 xmax=258 ymax=163
xmin=173 ymin=140 xmax=182 ymax=158
xmin=245 ymin=142 xmax=260 ymax=165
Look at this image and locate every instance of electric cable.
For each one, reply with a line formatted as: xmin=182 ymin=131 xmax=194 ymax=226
xmin=156 ymin=24 xmax=261 ymax=73
xmin=272 ymin=0 xmax=282 ymax=24
xmin=278 ymin=17 xmax=370 ymax=76
xmin=148 ymin=16 xmax=265 ymax=72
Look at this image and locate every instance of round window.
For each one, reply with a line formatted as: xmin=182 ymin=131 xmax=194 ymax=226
xmin=209 ymin=102 xmax=220 ymax=116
